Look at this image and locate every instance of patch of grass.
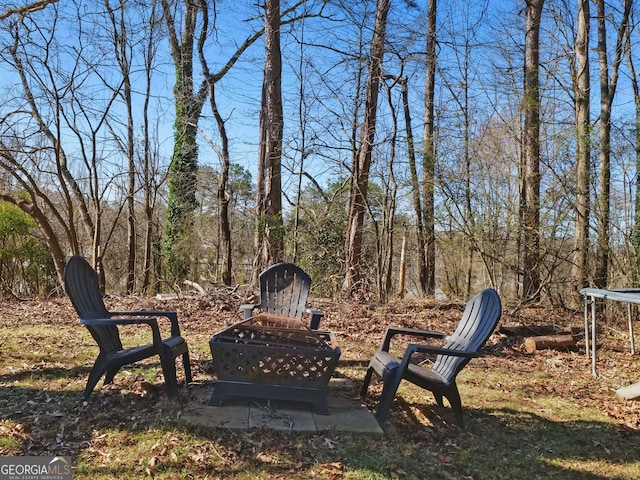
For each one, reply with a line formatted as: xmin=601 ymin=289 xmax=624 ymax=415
xmin=0 ymin=420 xmax=26 ymax=454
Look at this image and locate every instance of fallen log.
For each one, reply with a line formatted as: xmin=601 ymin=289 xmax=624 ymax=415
xmin=523 ymin=333 xmax=576 ymax=353
xmin=617 ymin=382 xmax=640 ymax=400
xmin=184 ymin=279 xmax=206 ymax=294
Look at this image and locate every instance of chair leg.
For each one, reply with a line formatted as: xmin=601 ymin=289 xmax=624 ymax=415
xmin=182 ymin=350 xmax=192 ymax=384
xmin=374 ymin=372 xmax=403 ymax=422
xmin=360 ymin=367 xmax=374 ymax=397
xmin=162 ymin=366 xmax=179 ymax=398
xmin=160 ymin=347 xmax=179 ymax=399
xmin=433 ymin=392 xmax=445 ymax=407
xmin=446 ymin=386 xmax=464 ymax=426
xmin=83 ymin=365 xmax=107 ymax=400
xmin=103 ymin=367 xmax=121 ymax=386
xmin=310 ymin=314 xmax=321 ymax=330
xmin=82 ymin=354 xmax=113 ymax=399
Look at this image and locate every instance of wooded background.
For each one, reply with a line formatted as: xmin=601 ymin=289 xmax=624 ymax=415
xmin=0 ymin=0 xmax=636 ymax=307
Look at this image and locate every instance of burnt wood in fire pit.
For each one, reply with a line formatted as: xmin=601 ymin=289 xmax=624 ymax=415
xmin=208 ymin=313 xmax=341 ymax=414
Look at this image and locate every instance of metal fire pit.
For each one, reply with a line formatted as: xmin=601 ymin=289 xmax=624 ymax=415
xmin=208 ymin=314 xmax=341 ymax=414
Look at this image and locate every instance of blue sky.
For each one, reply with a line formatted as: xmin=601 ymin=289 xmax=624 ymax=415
xmin=2 ymin=0 xmax=639 ymax=208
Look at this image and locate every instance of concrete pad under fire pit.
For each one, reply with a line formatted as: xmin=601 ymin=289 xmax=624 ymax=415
xmin=182 ymin=378 xmax=383 ymax=435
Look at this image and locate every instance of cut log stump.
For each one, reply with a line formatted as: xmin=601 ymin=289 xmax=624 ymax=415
xmin=617 ymin=382 xmax=640 ymax=400
xmin=523 ymin=333 xmax=576 ymax=354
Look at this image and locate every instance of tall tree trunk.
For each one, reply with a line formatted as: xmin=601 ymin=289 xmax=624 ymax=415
xmin=441 ymin=13 xmax=476 ymax=297
xmin=161 ymin=0 xmax=208 ymax=283
xmin=594 ymin=0 xmax=610 ymax=289
xmin=125 ymin=96 xmax=136 ymax=293
xmin=627 ymin=29 xmax=640 ymax=286
xmin=292 ymin=5 xmax=308 ymax=264
xmin=105 ymin=0 xmax=136 ymax=293
xmin=254 ymin=0 xmax=285 ymax=280
xmin=141 ymin=3 xmax=158 ymax=294
xmin=210 ymin=83 xmax=233 ymax=286
xmin=594 ymin=0 xmax=631 ymax=288
xmin=401 ymin=77 xmax=427 ymax=296
xmin=123 ymin=36 xmax=136 ymax=294
xmin=571 ymin=0 xmax=591 ymax=299
xmin=342 ymin=0 xmax=390 ymax=297
xmin=422 ymin=0 xmax=436 ymax=297
xmin=378 ymin=78 xmax=398 ymax=302
xmin=521 ymin=0 xmax=544 ymax=301
xmin=195 ymin=0 xmax=233 ymax=286
xmin=462 ymin=45 xmax=473 ymax=298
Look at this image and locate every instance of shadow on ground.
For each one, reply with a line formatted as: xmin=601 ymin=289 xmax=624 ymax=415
xmin=0 ymin=361 xmax=638 ymax=479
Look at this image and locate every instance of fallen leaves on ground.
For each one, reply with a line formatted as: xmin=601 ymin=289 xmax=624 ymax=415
xmin=0 ymin=291 xmax=638 ymax=478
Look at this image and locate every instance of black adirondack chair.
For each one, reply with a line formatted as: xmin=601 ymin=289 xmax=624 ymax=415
xmin=240 ymin=262 xmax=324 ymax=329
xmin=360 ymin=288 xmax=501 ymax=425
xmin=63 ymin=255 xmax=192 ymax=399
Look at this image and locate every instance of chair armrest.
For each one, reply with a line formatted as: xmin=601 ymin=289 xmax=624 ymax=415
xmin=239 ymin=304 xmax=258 ymax=319
xmin=110 ymin=310 xmax=181 ymax=337
xmin=406 ymin=343 xmax=480 ymax=359
xmin=306 ymin=309 xmax=324 ymax=330
xmin=81 ymin=317 xmax=163 ymax=348
xmin=81 ymin=316 xmax=157 ymax=326
xmin=395 ymin=343 xmax=480 ymax=376
xmin=380 ymin=326 xmax=446 ymax=351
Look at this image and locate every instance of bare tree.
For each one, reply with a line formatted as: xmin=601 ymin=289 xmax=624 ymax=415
xmin=520 ymin=0 xmax=544 ymax=301
xmin=0 ymin=2 xmax=128 ymax=285
xmin=253 ymin=0 xmax=285 ymax=279
xmin=593 ymin=0 xmax=631 ymax=288
xmin=377 ymin=76 xmax=399 ymax=302
xmin=290 ymin=4 xmax=309 ymax=265
xmin=438 ymin=0 xmax=488 ymax=297
xmin=105 ymin=0 xmax=137 ymax=293
xmin=627 ymin=12 xmax=640 ymax=286
xmin=198 ymin=1 xmax=235 ymax=286
xmin=571 ymin=0 xmax=591 ymax=298
xmin=401 ymin=75 xmax=426 ymax=295
xmin=139 ymin=1 xmax=164 ymax=294
xmin=0 ymin=0 xmax=58 ymax=20
xmin=343 ymin=0 xmax=390 ymax=297
xmin=421 ymin=0 xmax=437 ymax=298
xmin=168 ymin=0 xmax=305 ymax=283
xmin=160 ymin=0 xmax=208 ymax=282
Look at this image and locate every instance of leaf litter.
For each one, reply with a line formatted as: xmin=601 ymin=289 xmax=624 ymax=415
xmin=0 ymin=293 xmax=639 ymax=478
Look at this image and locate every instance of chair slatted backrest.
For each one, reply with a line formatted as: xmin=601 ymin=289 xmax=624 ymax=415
xmin=432 ymin=288 xmax=501 ymax=382
xmin=64 ymin=256 xmax=123 ymax=354
xmin=259 ymin=263 xmax=311 ymax=319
